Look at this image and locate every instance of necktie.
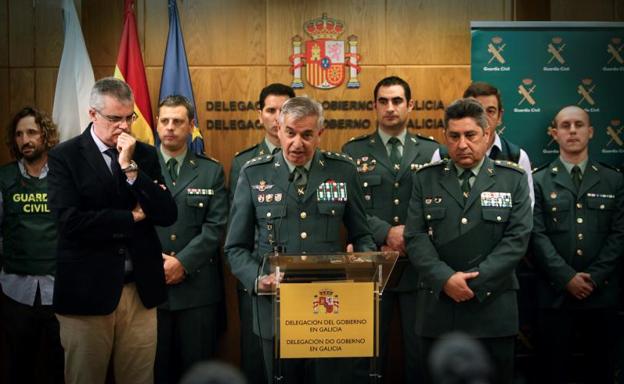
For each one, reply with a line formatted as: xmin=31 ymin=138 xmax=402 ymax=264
xmin=460 ymin=170 xmax=473 ymax=201
xmin=489 ymin=145 xmax=500 ymax=160
xmin=388 ymin=137 xmax=402 ymax=170
xmin=167 ymin=158 xmax=178 ymax=182
xmin=104 ymin=148 xmax=122 ymax=178
xmin=292 ymin=166 xmax=308 ymax=196
xmin=272 ymin=147 xmax=280 ymax=155
xmin=571 ymin=165 xmax=582 ymax=191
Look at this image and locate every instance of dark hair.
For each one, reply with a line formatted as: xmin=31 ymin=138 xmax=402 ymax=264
xmin=463 ymin=82 xmax=502 ymax=112
xmin=373 ymin=76 xmax=411 ymax=103
xmin=258 ymin=83 xmax=295 ymax=110
xmin=89 ymin=77 xmax=134 ymax=110
xmin=444 ymin=98 xmax=488 ymax=131
xmin=158 ymin=94 xmax=195 ymax=121
xmin=6 ymin=106 xmax=59 ymax=159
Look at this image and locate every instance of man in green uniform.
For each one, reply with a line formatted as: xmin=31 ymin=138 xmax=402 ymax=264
xmin=229 ymin=83 xmax=294 ymax=384
xmin=154 ymin=95 xmax=228 ymax=384
xmin=342 ymin=76 xmax=438 ymax=382
xmin=404 ymin=98 xmax=532 ymax=384
xmin=531 ymin=105 xmax=624 ymax=384
xmin=225 ymin=96 xmax=376 ymax=384
xmin=0 ymin=106 xmax=63 ymax=383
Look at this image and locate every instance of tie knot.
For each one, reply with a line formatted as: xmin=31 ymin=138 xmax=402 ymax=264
xmin=104 ymin=147 xmax=118 ymax=158
xmin=460 ymin=170 xmax=473 ymax=180
xmin=571 ymin=165 xmax=581 ymax=174
xmin=388 ymin=137 xmax=400 ymax=146
xmin=272 ymin=147 xmax=280 ymax=155
xmin=167 ymin=158 xmax=178 ymax=167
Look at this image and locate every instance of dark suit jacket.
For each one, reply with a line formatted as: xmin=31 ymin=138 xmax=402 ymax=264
xmin=404 ymin=158 xmax=532 ymax=338
xmin=48 ymin=125 xmax=177 ymax=315
xmin=156 ymin=150 xmax=228 ymax=311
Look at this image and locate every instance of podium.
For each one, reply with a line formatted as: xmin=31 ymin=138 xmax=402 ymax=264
xmin=267 ymin=251 xmax=399 ymax=383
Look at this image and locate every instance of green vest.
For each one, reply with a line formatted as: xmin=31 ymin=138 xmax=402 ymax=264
xmin=0 ymin=163 xmax=57 ymax=275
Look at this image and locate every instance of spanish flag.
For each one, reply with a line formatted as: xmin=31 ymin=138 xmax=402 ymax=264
xmin=114 ymin=0 xmax=154 ymax=145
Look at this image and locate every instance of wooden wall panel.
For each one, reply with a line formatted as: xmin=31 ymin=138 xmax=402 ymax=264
xmin=82 ymin=0 xmax=124 ymax=66
xmin=0 ymin=68 xmax=9 ymax=165
xmin=267 ymin=0 xmax=387 ymax=66
xmin=0 ymin=0 xmax=7 ymax=67
xmin=9 ymin=69 xmax=35 ymax=117
xmin=550 ymin=0 xmax=617 ymax=20
xmin=144 ymin=0 xmax=168 ymax=66
xmin=615 ymin=0 xmax=624 ymax=20
xmin=180 ymin=0 xmax=265 ymax=65
xmin=386 ymin=0 xmax=512 ymax=65
xmin=36 ymin=68 xmax=59 ymax=115
xmin=388 ymin=66 xmax=471 ymax=143
xmin=514 ymin=0 xmax=551 ymax=20
xmin=8 ymin=0 xmax=34 ymax=67
xmin=145 ymin=66 xmax=163 ymax=121
xmin=35 ymin=0 xmax=64 ymax=67
xmin=93 ymin=66 xmax=116 ymax=81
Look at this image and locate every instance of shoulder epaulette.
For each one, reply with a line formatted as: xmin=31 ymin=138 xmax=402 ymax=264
xmin=195 ymin=153 xmax=220 ymax=164
xmin=493 ymin=159 xmax=525 ymax=174
xmin=598 ymin=162 xmax=622 ymax=173
xmin=415 ymin=134 xmax=438 ymax=144
xmin=347 ymin=133 xmax=373 ymax=143
xmin=531 ymin=163 xmax=549 ymax=174
xmin=416 ymin=159 xmax=446 ymax=172
xmin=243 ymin=153 xmax=273 ymax=168
xmin=322 ymin=150 xmax=354 ymax=163
xmin=234 ymin=143 xmax=260 ymax=158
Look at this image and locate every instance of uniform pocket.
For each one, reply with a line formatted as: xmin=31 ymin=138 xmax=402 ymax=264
xmin=318 ymin=203 xmax=345 ymax=242
xmin=360 ymin=174 xmax=381 ymax=209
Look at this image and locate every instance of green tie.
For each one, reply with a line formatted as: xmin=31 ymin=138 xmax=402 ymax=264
xmin=460 ymin=170 xmax=473 ymax=201
xmin=167 ymin=158 xmax=178 ymax=182
xmin=292 ymin=166 xmax=308 ymax=196
xmin=388 ymin=137 xmax=402 ymax=170
xmin=571 ymin=165 xmax=582 ymax=191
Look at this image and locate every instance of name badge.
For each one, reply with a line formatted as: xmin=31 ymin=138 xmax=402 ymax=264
xmin=317 ymin=180 xmax=348 ymax=202
xmin=187 ymin=188 xmax=214 ymax=196
xmin=481 ymin=191 xmax=512 ymax=208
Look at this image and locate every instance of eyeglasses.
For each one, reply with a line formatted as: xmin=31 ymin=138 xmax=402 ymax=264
xmin=94 ymin=109 xmax=138 ymax=125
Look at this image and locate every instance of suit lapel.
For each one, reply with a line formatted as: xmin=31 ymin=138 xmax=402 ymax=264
xmin=172 ymin=152 xmax=200 ymax=198
xmin=397 ymin=134 xmax=419 ymax=179
xmin=303 ymin=151 xmax=325 ymax=203
xmin=551 ymin=158 xmax=577 ymax=196
xmin=464 ymin=157 xmax=496 ymax=211
xmin=578 ymin=161 xmax=601 ymax=197
xmin=368 ymin=132 xmax=394 ymax=173
xmin=438 ymin=161 xmax=464 ymax=207
xmin=272 ymin=152 xmax=296 ymax=201
xmin=79 ymin=125 xmax=117 ymax=195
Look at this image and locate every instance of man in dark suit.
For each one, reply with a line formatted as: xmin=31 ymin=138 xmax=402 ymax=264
xmin=532 ymin=105 xmax=624 ymax=383
xmin=342 ymin=76 xmax=438 ymax=382
xmin=154 ymin=95 xmax=228 ymax=384
xmin=228 ymin=83 xmax=294 ymax=384
xmin=225 ymin=96 xmax=376 ymax=383
xmin=47 ymin=77 xmax=177 ymax=384
xmin=404 ymin=98 xmax=532 ymax=384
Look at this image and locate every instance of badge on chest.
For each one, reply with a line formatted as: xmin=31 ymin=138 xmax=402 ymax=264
xmin=480 ymin=192 xmax=512 ymax=208
xmin=317 ymin=180 xmax=348 ymax=202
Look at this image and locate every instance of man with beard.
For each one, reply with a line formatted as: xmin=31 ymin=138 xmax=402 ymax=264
xmin=342 ymin=76 xmax=438 ymax=382
xmin=531 ymin=106 xmax=624 ymax=383
xmin=229 ymin=83 xmax=294 ymax=384
xmin=0 ymin=106 xmax=64 ymax=383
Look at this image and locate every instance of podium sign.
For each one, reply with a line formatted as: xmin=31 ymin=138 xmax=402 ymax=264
xmin=279 ymin=281 xmax=374 ymax=358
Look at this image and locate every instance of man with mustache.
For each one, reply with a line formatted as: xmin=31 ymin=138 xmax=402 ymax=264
xmin=0 ymin=106 xmax=63 ymax=383
xmin=342 ymin=76 xmax=439 ymax=382
xmin=531 ymin=105 xmax=624 ymax=383
xmin=405 ymin=98 xmax=532 ymax=384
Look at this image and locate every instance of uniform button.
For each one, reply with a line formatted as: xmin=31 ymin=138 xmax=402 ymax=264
xmin=267 ymin=224 xmax=273 ymax=230
xmin=170 ymin=234 xmax=177 ymax=241
xmin=600 ymin=204 xmax=605 ymax=210
xmin=576 ymin=203 xmax=582 ymax=209
xmin=496 ymin=216 xmax=502 ymax=222
xmin=393 ymin=216 xmax=400 ymax=223
xmin=300 ymin=211 xmax=307 ymax=219
xmin=331 ymin=209 xmax=335 ymax=215
xmin=576 ymin=217 xmax=583 ymax=224
xmin=364 ymin=195 xmax=371 ymax=201
xmin=300 ymin=232 xmax=307 ymax=239
xmin=461 ymin=218 xmax=468 ymax=224
xmin=198 ymin=202 xmax=204 ymax=208
xmin=486 ymin=292 xmax=492 ymax=297
xmin=551 ymin=206 xmax=557 ymax=212
xmin=576 ymin=249 xmax=583 ymax=256
xmin=394 ymin=182 xmax=400 ymax=188
xmin=577 ymin=233 xmax=584 ymax=240
xmin=426 ymin=214 xmax=432 ymax=220
xmin=118 ymin=248 xmax=125 ymax=255
xmin=363 ymin=182 xmax=369 ymax=188
xmin=393 ymin=199 xmax=400 ymax=205
xmin=266 ymin=212 xmax=272 ymax=218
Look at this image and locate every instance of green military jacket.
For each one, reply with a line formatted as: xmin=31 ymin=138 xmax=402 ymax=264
xmin=342 ymin=130 xmax=439 ymax=291
xmin=531 ymin=158 xmax=624 ymax=309
xmin=229 ymin=140 xmax=272 ymax=201
xmin=225 ymin=149 xmax=376 ymax=337
xmin=404 ymin=157 xmax=532 ymax=338
xmin=156 ymin=150 xmax=228 ymax=311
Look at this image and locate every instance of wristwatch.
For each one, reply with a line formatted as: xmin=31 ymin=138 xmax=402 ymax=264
xmin=122 ymin=160 xmax=138 ymax=173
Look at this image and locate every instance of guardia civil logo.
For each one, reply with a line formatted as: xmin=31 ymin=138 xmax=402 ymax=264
xmin=482 ymin=36 xmax=510 ymax=72
xmin=514 ymin=78 xmax=540 ymax=113
xmin=577 ymin=78 xmax=599 ymax=111
xmin=289 ymin=13 xmax=361 ymax=89
xmin=543 ymin=37 xmax=570 ymax=72
xmin=604 ymin=118 xmax=623 ymax=154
